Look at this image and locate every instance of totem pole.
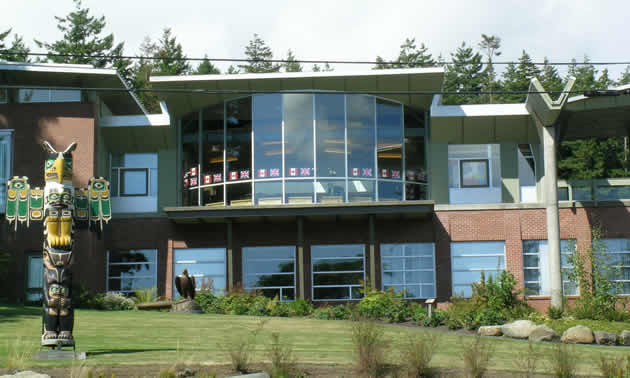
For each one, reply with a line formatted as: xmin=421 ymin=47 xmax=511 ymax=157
xmin=5 ymin=141 xmax=111 ymax=349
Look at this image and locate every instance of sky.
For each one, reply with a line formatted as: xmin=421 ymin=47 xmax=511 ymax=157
xmin=4 ymin=0 xmax=630 ymax=79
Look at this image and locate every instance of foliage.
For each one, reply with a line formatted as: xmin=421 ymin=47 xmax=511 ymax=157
xmin=5 ymin=338 xmax=36 ymax=370
xmin=196 ymin=291 xmax=314 ymax=318
xmin=478 ymin=34 xmax=501 ymax=103
xmin=499 ymin=50 xmax=540 ymax=103
xmin=101 ymin=292 xmax=135 ymax=311
xmin=239 ymin=34 xmax=280 ymax=73
xmin=400 ymin=332 xmax=439 ymax=378
xmin=195 ymin=55 xmax=221 ymax=75
xmin=133 ymin=287 xmax=157 ymax=304
xmin=351 ymin=320 xmax=388 ymax=378
xmin=72 ymin=285 xmax=104 ymax=309
xmin=358 ymin=285 xmax=408 ymax=322
xmin=266 ymin=296 xmax=291 ymax=317
xmin=513 ymin=341 xmax=541 ymax=378
xmin=547 ymin=305 xmax=564 ymax=320
xmin=312 ymin=62 xmax=333 ymax=72
xmin=566 ymin=228 xmax=630 ymax=321
xmin=0 ymin=28 xmax=30 ymax=62
xmin=421 ymin=309 xmax=448 ymax=327
xmin=408 ymin=302 xmax=428 ymax=322
xmin=374 ymin=38 xmax=434 ymax=69
xmin=558 ymin=137 xmax=628 ymax=180
xmin=462 ymin=336 xmax=493 ymax=378
xmin=599 ymin=354 xmax=630 ymax=378
xmin=267 ymin=332 xmax=298 ymax=378
xmin=217 ymin=319 xmax=266 ymax=373
xmin=442 ymin=42 xmax=484 ymax=105
xmin=312 ymin=304 xmax=353 ymax=320
xmin=547 ymin=344 xmax=576 ymax=378
xmin=287 ymin=298 xmax=314 ymax=317
xmin=283 ymin=49 xmax=302 ymax=72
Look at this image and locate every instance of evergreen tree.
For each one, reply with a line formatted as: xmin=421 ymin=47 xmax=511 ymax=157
xmin=226 ymin=65 xmax=240 ymax=74
xmin=151 ymin=28 xmax=191 ymax=76
xmin=478 ymin=34 xmax=501 ymax=103
xmin=0 ymin=29 xmax=30 ymax=62
xmin=238 ymin=34 xmax=280 ymax=73
xmin=131 ymin=37 xmax=159 ymax=113
xmin=284 ymin=49 xmax=302 ymax=72
xmin=374 ymin=38 xmax=434 ymax=69
xmin=34 ymin=0 xmax=131 ymax=80
xmin=195 ymin=55 xmax=220 ymax=75
xmin=538 ymin=57 xmax=564 ymax=97
xmin=567 ymin=56 xmax=597 ymax=92
xmin=617 ymin=65 xmax=630 ymax=86
xmin=595 ymin=68 xmax=614 ymax=89
xmin=499 ymin=50 xmax=540 ymax=103
xmin=442 ymin=42 xmax=484 ymax=105
xmin=559 ymin=138 xmax=627 ymax=179
xmin=312 ymin=62 xmax=333 ymax=72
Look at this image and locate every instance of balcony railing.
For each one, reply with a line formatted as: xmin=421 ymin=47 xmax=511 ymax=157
xmin=558 ymin=178 xmax=630 ymax=202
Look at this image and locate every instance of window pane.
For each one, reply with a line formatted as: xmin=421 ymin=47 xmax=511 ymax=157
xmin=253 ymin=94 xmax=283 ymax=179
xmin=108 ymin=250 xmax=157 ymax=293
xmin=573 ymin=186 xmax=592 ymax=201
xmin=313 ymin=272 xmax=364 ymax=285
xmin=110 ymin=168 xmax=119 ymax=196
xmin=284 ymin=94 xmax=314 ymax=177
xmin=378 ymin=181 xmax=403 ymax=201
xmin=348 ymin=180 xmax=375 ymax=202
xmin=376 ymin=99 xmax=402 ymax=180
xmin=121 ymin=169 xmax=148 ymax=195
xmin=405 ymin=183 xmax=427 ymax=201
xmin=27 ymin=256 xmax=43 ymax=289
xmin=316 ymin=94 xmax=345 ymax=178
xmin=0 ymin=88 xmax=7 ymax=103
xmin=312 ymin=244 xmax=365 ymax=300
xmin=313 ymin=259 xmax=363 ymax=272
xmin=314 ymin=287 xmax=352 ymax=300
xmin=226 ymin=97 xmax=252 ymax=179
xmin=174 ymin=248 xmax=226 ymax=296
xmin=347 ymin=95 xmax=375 ymax=179
xmin=124 ymin=153 xmax=157 ymax=168
xmin=255 ymin=181 xmax=282 ymax=205
xmin=227 ymin=183 xmax=252 ymax=205
xmin=285 ymin=180 xmax=313 ymax=204
xmin=202 ymin=103 xmax=224 ymax=180
xmin=381 ymin=243 xmax=435 ymax=298
xmin=312 ymin=244 xmax=364 ymax=259
xmin=202 ymin=185 xmax=224 ymax=205
xmin=404 ymin=107 xmax=426 ymax=184
xmin=461 ymin=160 xmax=489 ymax=187
xmin=451 ymin=241 xmax=505 ymax=298
xmin=518 ymin=146 xmax=536 ymax=186
xmin=181 ymin=114 xmax=199 ymax=206
xmin=315 ymin=180 xmax=345 ymax=203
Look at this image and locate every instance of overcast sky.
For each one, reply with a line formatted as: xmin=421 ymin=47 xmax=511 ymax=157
xmin=4 ymin=0 xmax=630 ymax=78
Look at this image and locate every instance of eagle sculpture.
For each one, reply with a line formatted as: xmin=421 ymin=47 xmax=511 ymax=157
xmin=175 ymin=269 xmax=196 ymax=300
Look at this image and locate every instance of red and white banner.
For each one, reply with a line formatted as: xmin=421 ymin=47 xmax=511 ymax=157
xmin=190 ymin=177 xmax=198 ymax=186
xmin=289 ymin=168 xmax=298 ymax=177
xmin=183 ymin=178 xmax=189 ymax=187
xmin=300 ymin=167 xmax=311 ymax=176
xmin=190 ymin=167 xmax=197 ymax=177
xmin=213 ymin=173 xmax=222 ymax=183
xmin=257 ymin=169 xmax=267 ymax=178
xmin=352 ymin=167 xmax=359 ymax=176
xmin=240 ymin=170 xmax=250 ymax=179
xmin=229 ymin=171 xmax=239 ymax=181
xmin=381 ymin=168 xmax=389 ymax=178
xmin=391 ymin=170 xmax=401 ymax=179
xmin=362 ymin=168 xmax=373 ymax=177
xmin=270 ymin=168 xmax=280 ymax=177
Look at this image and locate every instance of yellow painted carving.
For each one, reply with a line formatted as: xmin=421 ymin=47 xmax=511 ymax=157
xmin=60 ymin=217 xmax=72 ymax=246
xmin=54 ymin=157 xmax=65 ymax=184
xmin=46 ymin=217 xmax=60 ymax=247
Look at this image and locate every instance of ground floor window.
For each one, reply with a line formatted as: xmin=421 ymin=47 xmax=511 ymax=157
xmin=381 ymin=243 xmax=436 ymax=298
xmin=451 ymin=241 xmax=505 ymax=297
xmin=243 ymin=246 xmax=296 ymax=301
xmin=312 ymin=244 xmax=365 ymax=301
xmin=173 ymin=248 xmax=225 ymax=297
xmin=26 ymin=254 xmax=43 ymax=302
xmin=107 ymin=249 xmax=158 ymax=294
xmin=600 ymin=239 xmax=630 ymax=294
xmin=522 ymin=240 xmax=578 ymax=296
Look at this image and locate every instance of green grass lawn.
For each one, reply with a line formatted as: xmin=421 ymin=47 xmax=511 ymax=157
xmin=2 ymin=304 xmax=630 ymax=376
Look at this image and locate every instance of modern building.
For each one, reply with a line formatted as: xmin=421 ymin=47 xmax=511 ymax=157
xmin=2 ymin=61 xmax=630 ymax=311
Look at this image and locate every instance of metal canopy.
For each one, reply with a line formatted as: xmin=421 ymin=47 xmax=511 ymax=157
xmin=165 ymin=201 xmax=434 ymax=223
xmin=151 ymin=68 xmax=445 ymax=118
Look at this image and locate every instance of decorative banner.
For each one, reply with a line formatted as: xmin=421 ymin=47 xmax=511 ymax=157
xmin=203 ymin=175 xmax=212 ymax=185
xmin=289 ymin=168 xmax=298 ymax=177
xmin=270 ymin=168 xmax=280 ymax=177
xmin=240 ymin=170 xmax=250 ymax=179
xmin=381 ymin=168 xmax=389 ymax=178
xmin=391 ymin=170 xmax=401 ymax=179
xmin=190 ymin=167 xmax=197 ymax=177
xmin=352 ymin=167 xmax=359 ymax=176
xmin=362 ymin=168 xmax=373 ymax=177
xmin=190 ymin=177 xmax=198 ymax=186
xmin=229 ymin=171 xmax=238 ymax=181
xmin=406 ymin=171 xmax=417 ymax=181
xmin=184 ymin=178 xmax=189 ymax=187
xmin=213 ymin=173 xmax=222 ymax=183
xmin=257 ymin=169 xmax=267 ymax=178
xmin=300 ymin=167 xmax=311 ymax=176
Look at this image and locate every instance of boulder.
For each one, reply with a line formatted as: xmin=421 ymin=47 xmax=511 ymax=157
xmin=529 ymin=325 xmax=559 ymax=342
xmin=594 ymin=331 xmax=618 ymax=345
xmin=501 ymin=320 xmax=536 ymax=339
xmin=561 ymin=325 xmax=594 ymax=344
xmin=620 ymin=330 xmax=630 ymax=346
xmin=478 ymin=325 xmax=502 ymax=337
xmin=170 ymin=299 xmax=202 ymax=314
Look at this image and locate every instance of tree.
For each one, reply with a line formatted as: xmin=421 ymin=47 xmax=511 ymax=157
xmin=538 ymin=57 xmax=564 ymax=97
xmin=442 ymin=42 xmax=484 ymax=105
xmin=312 ymin=62 xmax=333 ymax=72
xmin=567 ymin=56 xmax=597 ymax=92
xmin=0 ymin=28 xmax=30 ymax=62
xmin=617 ymin=65 xmax=630 ymax=86
xmin=478 ymin=34 xmax=501 ymax=103
xmin=499 ymin=50 xmax=540 ymax=103
xmin=131 ymin=37 xmax=159 ymax=113
xmin=238 ymin=34 xmax=280 ymax=73
xmin=284 ymin=49 xmax=302 ymax=72
xmin=226 ymin=65 xmax=240 ymax=74
xmin=34 ymin=0 xmax=131 ymax=81
xmin=559 ymin=138 xmax=627 ymax=179
xmin=150 ymin=28 xmax=191 ymax=76
xmin=595 ymin=68 xmax=614 ymax=90
xmin=374 ymin=38 xmax=434 ymax=69
xmin=195 ymin=55 xmax=220 ymax=75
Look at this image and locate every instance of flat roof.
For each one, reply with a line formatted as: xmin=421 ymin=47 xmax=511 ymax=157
xmin=151 ymin=67 xmax=445 ymax=117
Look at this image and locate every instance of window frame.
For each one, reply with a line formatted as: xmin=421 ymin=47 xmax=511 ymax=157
xmin=451 ymin=241 xmax=505 ymax=298
xmin=311 ymin=244 xmax=366 ymax=301
xmin=459 ymin=159 xmax=490 ymax=188
xmin=119 ymin=168 xmax=149 ymax=197
xmin=381 ymin=243 xmax=436 ymax=299
xmin=106 ymin=249 xmax=158 ymax=295
xmin=522 ymin=240 xmax=578 ymax=297
xmin=25 ymin=252 xmax=43 ymax=304
xmin=173 ymin=248 xmax=227 ymax=297
xmin=0 ymin=129 xmax=13 ymax=213
xmin=600 ymin=239 xmax=630 ymax=295
xmin=0 ymin=88 xmax=7 ymax=104
xmin=242 ymin=246 xmax=296 ymax=301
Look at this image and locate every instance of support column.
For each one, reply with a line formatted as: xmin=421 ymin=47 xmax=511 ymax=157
xmin=542 ymin=124 xmax=563 ymax=309
xmin=297 ymin=216 xmax=305 ymax=299
xmin=369 ymin=214 xmax=376 ymax=289
xmin=227 ymin=219 xmax=233 ymax=291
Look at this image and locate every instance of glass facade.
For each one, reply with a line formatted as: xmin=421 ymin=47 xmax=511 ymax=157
xmin=173 ymin=248 xmax=226 ymax=297
xmin=522 ymin=240 xmax=578 ymax=297
xmin=107 ymin=249 xmax=158 ymax=294
xmin=381 ymin=243 xmax=436 ymax=298
xmin=451 ymin=241 xmax=505 ymax=297
xmin=312 ymin=244 xmax=365 ymax=301
xmin=243 ymin=246 xmax=296 ymax=300
xmin=181 ymin=94 xmax=427 ymax=206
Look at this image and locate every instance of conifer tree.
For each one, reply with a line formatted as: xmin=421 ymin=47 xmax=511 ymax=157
xmin=226 ymin=65 xmax=240 ymax=74
xmin=312 ymin=62 xmax=333 ymax=72
xmin=374 ymin=38 xmax=434 ymax=69
xmin=284 ymin=49 xmax=303 ymax=72
xmin=0 ymin=28 xmax=30 ymax=62
xmin=500 ymin=50 xmax=540 ymax=103
xmin=478 ymin=34 xmax=501 ymax=103
xmin=239 ymin=34 xmax=280 ymax=73
xmin=442 ymin=42 xmax=484 ymax=105
xmin=595 ymin=68 xmax=614 ymax=89
xmin=567 ymin=56 xmax=597 ymax=92
xmin=538 ymin=57 xmax=564 ymax=97
xmin=617 ymin=65 xmax=630 ymax=86
xmin=195 ymin=55 xmax=221 ymax=75
xmin=151 ymin=28 xmax=191 ymax=76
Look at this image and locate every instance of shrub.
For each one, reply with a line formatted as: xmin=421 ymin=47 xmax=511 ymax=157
xmin=267 ymin=332 xmax=297 ymax=378
xmin=351 ymin=320 xmax=388 ymax=378
xmin=547 ymin=344 xmax=576 ymax=378
xmin=462 ymin=336 xmax=493 ymax=378
xmin=247 ymin=295 xmax=271 ymax=316
xmin=358 ymin=286 xmax=406 ymax=321
xmin=266 ymin=297 xmax=290 ymax=317
xmin=547 ymin=305 xmax=564 ymax=320
xmin=513 ymin=341 xmax=540 ymax=378
xmin=196 ymin=291 xmax=224 ymax=314
xmin=599 ymin=354 xmax=628 ymax=378
xmin=409 ymin=302 xmax=428 ymax=323
xmin=102 ymin=292 xmax=135 ymax=310
xmin=421 ymin=309 xmax=448 ymax=327
xmin=133 ymin=287 xmax=157 ymax=304
xmin=72 ymin=285 xmax=104 ymax=309
xmin=287 ymin=298 xmax=314 ymax=317
xmin=400 ymin=332 xmax=439 ymax=378
xmin=312 ymin=306 xmax=333 ymax=320
xmin=218 ymin=319 xmax=266 ymax=373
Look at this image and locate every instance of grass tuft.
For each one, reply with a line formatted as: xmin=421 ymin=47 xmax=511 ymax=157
xmin=462 ymin=336 xmax=493 ymax=378
xmin=400 ymin=331 xmax=439 ymax=378
xmin=5 ymin=337 xmax=36 ymax=370
xmin=547 ymin=343 xmax=576 ymax=378
xmin=351 ymin=319 xmax=389 ymax=378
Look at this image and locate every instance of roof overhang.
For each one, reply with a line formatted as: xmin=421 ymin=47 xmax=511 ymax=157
xmin=0 ymin=62 xmax=145 ymax=115
xmin=151 ymin=68 xmax=444 ymax=118
xmin=164 ymin=200 xmax=434 ymax=224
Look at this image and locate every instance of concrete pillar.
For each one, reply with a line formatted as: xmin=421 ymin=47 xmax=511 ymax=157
xmin=542 ymin=124 xmax=563 ymax=309
xmin=297 ymin=216 xmax=305 ymax=299
xmin=369 ymin=214 xmax=376 ymax=289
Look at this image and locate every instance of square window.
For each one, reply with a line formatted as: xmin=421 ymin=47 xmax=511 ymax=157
xmin=381 ymin=243 xmax=435 ymax=299
xmin=107 ymin=249 xmax=157 ymax=295
xmin=312 ymin=244 xmax=364 ymax=301
xmin=120 ymin=168 xmax=148 ymax=196
xmin=460 ymin=160 xmax=489 ymax=188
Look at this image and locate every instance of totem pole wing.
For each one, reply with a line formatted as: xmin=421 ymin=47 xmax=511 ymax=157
xmin=87 ymin=177 xmax=112 ymax=231
xmin=6 ymin=177 xmax=44 ymax=231
xmin=73 ymin=188 xmax=89 ymax=221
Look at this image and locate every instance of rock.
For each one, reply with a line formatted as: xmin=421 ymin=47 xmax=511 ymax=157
xmin=529 ymin=325 xmax=559 ymax=342
xmin=0 ymin=372 xmax=51 ymax=378
xmin=501 ymin=320 xmax=536 ymax=339
xmin=561 ymin=325 xmax=594 ymax=344
xmin=170 ymin=299 xmax=202 ymax=314
xmin=620 ymin=330 xmax=630 ymax=346
xmin=176 ymin=368 xmax=196 ymax=378
xmin=478 ymin=325 xmax=502 ymax=336
xmin=594 ymin=331 xmax=618 ymax=345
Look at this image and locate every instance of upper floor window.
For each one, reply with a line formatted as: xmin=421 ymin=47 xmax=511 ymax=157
xmin=0 ymin=130 xmax=13 ymax=212
xmin=0 ymin=89 xmax=7 ymax=104
xmin=18 ymin=88 xmax=81 ymax=103
xmin=110 ymin=153 xmax=158 ymax=213
xmin=518 ymin=144 xmax=537 ymax=203
xmin=448 ymin=144 xmax=501 ymax=204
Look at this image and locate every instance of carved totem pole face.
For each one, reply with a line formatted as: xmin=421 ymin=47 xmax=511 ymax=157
xmin=43 ymin=141 xmax=76 ymax=250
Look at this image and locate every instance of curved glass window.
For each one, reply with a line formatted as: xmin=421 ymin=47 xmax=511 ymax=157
xmin=180 ymin=94 xmax=427 ymax=206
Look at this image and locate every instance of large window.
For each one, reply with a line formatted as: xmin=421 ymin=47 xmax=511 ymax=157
xmin=518 ymin=144 xmax=537 ymax=203
xmin=381 ymin=243 xmax=436 ymax=298
xmin=173 ymin=248 xmax=226 ymax=297
xmin=448 ymin=144 xmax=501 ymax=204
xmin=111 ymin=153 xmax=158 ymax=213
xmin=312 ymin=244 xmax=365 ymax=301
xmin=600 ymin=239 xmax=630 ymax=294
xmin=0 ymin=88 xmax=7 ymax=103
xmin=26 ymin=254 xmax=43 ymax=302
xmin=0 ymin=130 xmax=13 ymax=212
xmin=451 ymin=241 xmax=505 ymax=297
xmin=18 ymin=88 xmax=81 ymax=103
xmin=522 ymin=240 xmax=578 ymax=297
xmin=243 ymin=246 xmax=296 ymax=301
xmin=107 ymin=249 xmax=158 ymax=294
